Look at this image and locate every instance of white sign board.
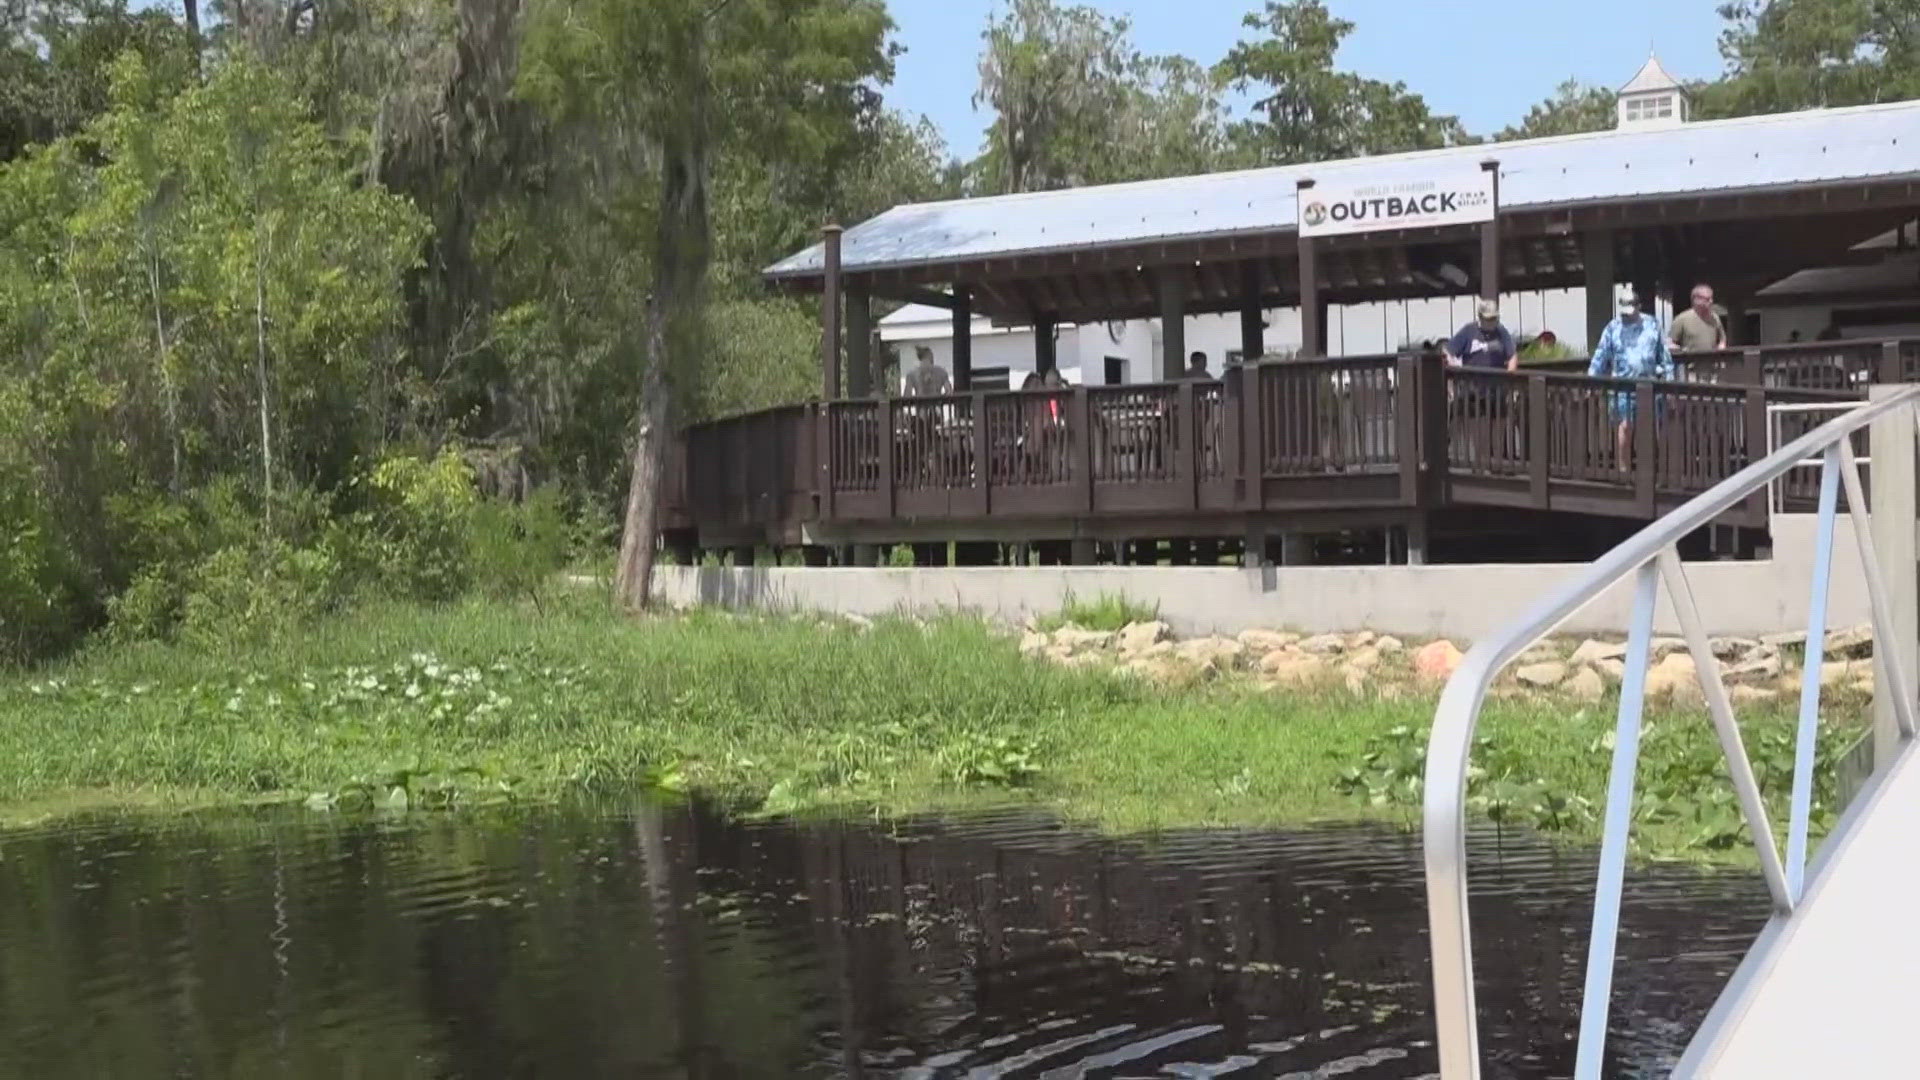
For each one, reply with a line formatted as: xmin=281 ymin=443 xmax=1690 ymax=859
xmin=1297 ymin=170 xmax=1496 ymax=238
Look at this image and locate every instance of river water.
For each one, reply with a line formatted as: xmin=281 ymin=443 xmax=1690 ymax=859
xmin=0 ymin=800 xmax=1767 ymax=1078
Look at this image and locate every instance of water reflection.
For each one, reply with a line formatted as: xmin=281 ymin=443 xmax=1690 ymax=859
xmin=0 ymin=801 xmax=1767 ymax=1078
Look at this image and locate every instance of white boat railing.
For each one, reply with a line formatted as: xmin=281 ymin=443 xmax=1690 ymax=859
xmin=1422 ymin=385 xmax=1920 ymax=1079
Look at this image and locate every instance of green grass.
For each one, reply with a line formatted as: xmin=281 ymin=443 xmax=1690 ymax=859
xmin=1034 ymin=591 xmax=1161 ymax=633
xmin=0 ymin=597 xmax=1868 ymax=861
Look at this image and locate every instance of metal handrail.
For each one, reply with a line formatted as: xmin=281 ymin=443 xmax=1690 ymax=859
xmin=1423 ymin=384 xmax=1920 ymax=1079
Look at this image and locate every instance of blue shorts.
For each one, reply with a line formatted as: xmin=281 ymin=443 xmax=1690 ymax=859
xmin=1609 ymin=391 xmax=1667 ymax=424
xmin=1609 ymin=391 xmax=1636 ymax=423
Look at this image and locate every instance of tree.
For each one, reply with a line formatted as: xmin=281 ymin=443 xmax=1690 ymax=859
xmin=519 ymin=0 xmax=895 ymax=609
xmin=1217 ymin=1 xmax=1466 ymax=165
xmin=1498 ymin=79 xmax=1616 ymax=141
xmin=974 ymin=0 xmax=1235 ymax=194
xmin=0 ymin=0 xmax=194 ymax=161
xmin=1705 ymin=0 xmax=1920 ymax=116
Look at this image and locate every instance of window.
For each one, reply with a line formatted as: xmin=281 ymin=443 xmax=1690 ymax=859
xmin=972 ymin=366 xmax=1011 ymax=391
xmin=1624 ymin=98 xmax=1646 ymax=122
xmin=1656 ymin=95 xmax=1674 ymax=118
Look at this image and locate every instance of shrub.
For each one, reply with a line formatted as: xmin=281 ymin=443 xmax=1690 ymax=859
xmin=361 ymin=450 xmax=479 ymax=602
xmin=471 ymin=486 xmax=573 ymax=607
xmin=0 ymin=484 xmax=90 ymax=665
xmin=176 ymin=540 xmax=347 ymax=649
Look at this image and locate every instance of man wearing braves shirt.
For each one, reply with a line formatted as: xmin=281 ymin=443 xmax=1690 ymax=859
xmin=1444 ymin=298 xmax=1518 ymax=372
xmin=1444 ymin=298 xmax=1517 ymax=463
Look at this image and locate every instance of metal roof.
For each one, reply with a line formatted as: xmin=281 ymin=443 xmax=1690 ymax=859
xmin=1757 ymin=253 xmax=1920 ymax=300
xmin=766 ymin=99 xmax=1920 ymax=281
xmin=1619 ymin=54 xmax=1684 ymax=96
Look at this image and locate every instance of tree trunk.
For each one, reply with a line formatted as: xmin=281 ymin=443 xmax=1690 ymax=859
xmin=612 ymin=329 xmax=670 ymax=609
xmin=147 ymin=246 xmax=180 ymax=492
xmin=611 ymin=36 xmax=710 ymax=610
xmin=254 ymin=232 xmax=275 ymax=524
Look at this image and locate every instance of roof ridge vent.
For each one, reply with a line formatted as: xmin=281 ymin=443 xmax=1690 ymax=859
xmin=1618 ymin=52 xmax=1689 ymax=130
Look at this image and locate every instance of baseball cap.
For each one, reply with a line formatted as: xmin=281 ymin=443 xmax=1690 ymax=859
xmin=1617 ymin=295 xmax=1639 ymax=314
xmin=1475 ymin=298 xmax=1499 ymax=321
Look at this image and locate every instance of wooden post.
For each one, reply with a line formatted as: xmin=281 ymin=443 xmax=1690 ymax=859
xmin=1583 ymin=229 xmax=1615 ymax=353
xmin=1239 ymin=261 xmax=1265 ymax=364
xmin=1870 ymin=384 xmax=1918 ymax=768
xmin=1396 ymin=354 xmax=1421 ymax=504
xmin=1419 ymin=353 xmax=1450 ymax=506
xmin=952 ymin=286 xmax=974 ymax=391
xmin=1741 ymin=346 xmax=1764 ymax=387
xmin=1241 ymin=362 xmax=1263 ymax=508
xmin=971 ymin=389 xmax=991 ymax=514
xmin=1479 ymin=160 xmax=1501 ymax=307
xmin=877 ymin=396 xmax=895 ymax=519
xmin=846 ymin=285 xmax=872 ymax=398
xmin=1297 ymin=179 xmax=1320 ymax=360
xmin=816 ymin=403 xmax=835 ymax=520
xmin=1157 ymin=271 xmax=1187 ymax=381
xmin=821 ymin=225 xmax=842 ymax=401
xmin=1742 ymin=386 xmax=1768 ymax=522
xmin=1528 ymin=373 xmax=1550 ymax=508
xmin=1072 ymin=386 xmax=1094 ymax=513
xmin=1035 ymin=313 xmax=1058 ymax=376
xmin=1177 ymin=380 xmax=1198 ymax=510
xmin=1878 ymin=340 xmax=1905 ymax=386
xmin=1223 ymin=365 xmax=1246 ymax=501
xmin=1634 ymin=382 xmax=1657 ymax=516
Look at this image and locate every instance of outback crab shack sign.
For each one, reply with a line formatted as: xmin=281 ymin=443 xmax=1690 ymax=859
xmin=1297 ymin=169 xmax=1496 ymax=238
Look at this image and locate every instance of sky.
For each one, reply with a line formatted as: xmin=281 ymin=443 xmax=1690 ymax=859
xmin=888 ymin=0 xmax=1729 ymax=159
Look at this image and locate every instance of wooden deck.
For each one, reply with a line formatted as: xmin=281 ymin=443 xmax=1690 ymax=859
xmin=662 ymin=339 xmax=1918 ymax=555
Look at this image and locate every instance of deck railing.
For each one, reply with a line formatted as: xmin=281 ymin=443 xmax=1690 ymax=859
xmin=1422 ymin=385 xmax=1920 ymax=1078
xmin=664 ymin=337 xmax=1917 ymax=541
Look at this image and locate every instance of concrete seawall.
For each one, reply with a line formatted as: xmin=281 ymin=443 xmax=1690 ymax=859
xmin=654 ymin=515 xmax=1868 ymax=640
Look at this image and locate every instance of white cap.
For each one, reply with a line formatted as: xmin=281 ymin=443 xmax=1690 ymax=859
xmin=1475 ymin=298 xmax=1499 ymax=320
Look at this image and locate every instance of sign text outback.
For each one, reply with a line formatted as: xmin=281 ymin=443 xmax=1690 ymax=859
xmin=1298 ymin=171 xmax=1497 ymax=238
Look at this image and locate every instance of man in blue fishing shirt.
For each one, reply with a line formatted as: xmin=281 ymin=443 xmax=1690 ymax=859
xmin=1589 ymin=292 xmax=1675 ymax=470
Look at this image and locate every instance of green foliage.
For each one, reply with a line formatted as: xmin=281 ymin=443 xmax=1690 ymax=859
xmin=1706 ymin=0 xmax=1920 ymax=116
xmin=693 ymin=297 xmax=823 ymax=421
xmin=1036 ymin=592 xmax=1161 ymax=633
xmin=1520 ymin=335 xmax=1579 ymax=363
xmin=0 ymin=603 xmax=1845 ymax=864
xmin=470 ymin=486 xmax=574 ymax=606
xmin=943 ymin=730 xmax=1043 ymax=788
xmin=1216 ymin=1 xmax=1469 ymax=166
xmin=974 ymin=0 xmax=1239 ymax=193
xmin=1337 ymin=706 xmax=1853 ymax=852
xmin=1498 ymin=79 xmax=1618 ymax=141
xmin=0 ymin=0 xmax=196 ymax=161
xmin=176 ymin=540 xmax=347 ymax=650
xmin=362 ymin=450 xmax=481 ymax=602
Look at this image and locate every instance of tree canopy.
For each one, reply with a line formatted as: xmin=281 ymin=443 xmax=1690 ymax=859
xmin=2 ymin=0 xmax=1918 ymax=659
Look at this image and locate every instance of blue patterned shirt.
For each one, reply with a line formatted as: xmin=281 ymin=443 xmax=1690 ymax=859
xmin=1588 ymin=316 xmax=1676 ymax=381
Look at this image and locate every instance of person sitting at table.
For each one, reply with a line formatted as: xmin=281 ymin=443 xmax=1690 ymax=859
xmin=903 ymin=346 xmax=952 ymax=396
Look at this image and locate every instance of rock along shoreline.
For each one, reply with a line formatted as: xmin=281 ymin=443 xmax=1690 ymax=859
xmin=1018 ymin=620 xmax=1878 ymax=704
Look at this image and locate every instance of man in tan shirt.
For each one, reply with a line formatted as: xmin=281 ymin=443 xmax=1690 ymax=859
xmin=1669 ymin=283 xmax=1728 ymax=351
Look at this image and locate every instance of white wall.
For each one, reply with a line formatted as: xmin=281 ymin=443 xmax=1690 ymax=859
xmin=655 ymin=516 xmax=1867 ymax=640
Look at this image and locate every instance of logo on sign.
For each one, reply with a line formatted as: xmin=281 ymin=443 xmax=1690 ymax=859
xmin=1298 ymin=170 xmax=1497 ymax=237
